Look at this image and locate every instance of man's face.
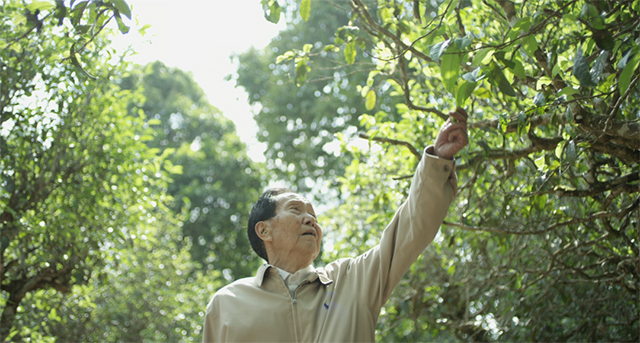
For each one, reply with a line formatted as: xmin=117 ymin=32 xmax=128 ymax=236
xmin=263 ymin=192 xmax=322 ymax=267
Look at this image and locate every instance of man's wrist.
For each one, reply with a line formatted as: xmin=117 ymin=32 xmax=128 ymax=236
xmin=427 ymin=146 xmax=454 ymax=160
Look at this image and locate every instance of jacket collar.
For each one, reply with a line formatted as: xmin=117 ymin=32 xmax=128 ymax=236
xmin=254 ymin=264 xmax=333 ymax=287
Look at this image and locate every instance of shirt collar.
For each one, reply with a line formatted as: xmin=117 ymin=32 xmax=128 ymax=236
xmin=254 ymin=264 xmax=333 ymax=286
xmin=314 ymin=267 xmax=333 ymax=285
xmin=275 ymin=267 xmax=291 ymax=281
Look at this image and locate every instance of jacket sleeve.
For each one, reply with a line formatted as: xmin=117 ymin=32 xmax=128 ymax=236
xmin=202 ymin=295 xmax=221 ymax=343
xmin=347 ymin=146 xmax=457 ymax=310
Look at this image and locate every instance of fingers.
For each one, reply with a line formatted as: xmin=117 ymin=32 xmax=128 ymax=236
xmin=450 ymin=107 xmax=468 ymax=123
xmin=448 ymin=128 xmax=468 ymax=145
xmin=440 ymin=122 xmax=467 ymax=136
xmin=434 ymin=108 xmax=469 ymax=159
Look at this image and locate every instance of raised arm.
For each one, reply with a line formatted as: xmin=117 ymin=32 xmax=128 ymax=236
xmin=332 ymin=108 xmax=468 ymax=309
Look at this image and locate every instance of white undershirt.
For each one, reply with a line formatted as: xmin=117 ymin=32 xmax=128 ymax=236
xmin=274 ymin=265 xmax=315 ymax=296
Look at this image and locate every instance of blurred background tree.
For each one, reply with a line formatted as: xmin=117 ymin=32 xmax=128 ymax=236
xmin=120 ymin=61 xmax=264 ymax=280
xmin=260 ymin=0 xmax=639 ymax=341
xmin=233 ymin=0 xmax=402 ymax=194
xmin=1 ymin=1 xmax=264 ymax=341
xmin=0 ymin=0 xmax=166 ymax=341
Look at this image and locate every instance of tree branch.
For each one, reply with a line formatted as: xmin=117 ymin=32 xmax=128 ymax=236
xmin=358 ymin=132 xmax=423 ymax=160
xmin=398 ymin=50 xmax=448 ymax=119
xmin=350 ymin=0 xmax=435 ymax=63
xmin=550 ymin=173 xmax=639 ymax=198
xmin=443 ymin=211 xmax=617 ymax=235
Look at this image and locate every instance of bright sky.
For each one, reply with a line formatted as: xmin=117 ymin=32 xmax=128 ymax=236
xmin=112 ymin=0 xmax=286 ymax=162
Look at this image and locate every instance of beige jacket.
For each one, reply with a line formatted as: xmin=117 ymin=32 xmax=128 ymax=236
xmin=203 ymin=148 xmax=457 ymax=342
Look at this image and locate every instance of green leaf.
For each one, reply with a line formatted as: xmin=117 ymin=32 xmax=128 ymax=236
xmin=441 ymin=52 xmax=461 ymax=93
xmin=345 ymin=40 xmax=356 ymax=65
xmin=462 ymin=68 xmax=482 ymax=83
xmin=564 ymin=106 xmax=573 ymax=123
xmin=591 ymin=29 xmax=614 ymax=51
xmin=477 ymin=140 xmax=492 ymax=154
xmin=295 ymin=57 xmax=310 ymax=85
xmin=456 ymin=81 xmax=477 ymax=106
xmin=444 ymin=0 xmax=459 ymax=16
xmin=111 ymin=0 xmax=131 ymax=20
xmin=71 ymin=1 xmax=89 ymax=27
xmin=276 ymin=50 xmax=295 ymax=64
xmin=365 ymin=90 xmax=376 ymax=111
xmin=573 ymin=47 xmax=596 ymax=88
xmin=537 ymin=76 xmax=553 ymax=90
xmin=323 ymin=44 xmax=338 ymax=52
xmin=511 ymin=59 xmax=526 ymax=80
xmin=512 ymin=17 xmax=531 ymax=36
xmin=619 ymin=48 xmax=640 ymax=95
xmin=75 ymin=24 xmax=91 ymax=34
xmin=489 ymin=60 xmax=516 ymax=97
xmin=590 ymin=50 xmax=609 ymax=85
xmin=579 ymin=3 xmax=605 ymax=30
xmin=27 ymin=0 xmax=55 ymax=12
xmin=430 ymin=39 xmax=450 ymax=64
xmin=11 ymin=13 xmax=26 ymax=26
xmin=565 ymin=140 xmax=576 ymax=164
xmin=169 ymin=164 xmax=183 ymax=175
xmin=261 ymin=0 xmax=281 ymax=24
xmin=533 ymin=92 xmax=545 ymax=107
xmin=534 ymin=194 xmax=547 ymax=211
xmin=300 ymin=0 xmax=311 ymax=21
xmin=534 ymin=155 xmax=545 ymax=170
xmin=114 ymin=14 xmax=129 ymax=34
xmin=618 ymin=49 xmax=634 ymax=69
xmin=557 ymin=86 xmax=579 ymax=98
xmin=70 ymin=52 xmax=97 ymax=80
xmin=472 ymin=48 xmax=494 ymax=66
xmin=494 ymin=51 xmax=515 ymax=69
xmin=454 ymin=35 xmax=473 ymax=50
xmin=379 ymin=6 xmax=393 ymax=23
xmin=579 ymin=3 xmax=598 ymax=20
xmin=522 ymin=35 xmax=538 ymax=57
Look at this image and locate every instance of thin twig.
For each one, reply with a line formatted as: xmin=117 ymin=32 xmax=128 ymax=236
xmin=604 ymin=73 xmax=640 ymax=133
xmin=398 ymin=49 xmax=448 ymax=119
xmin=357 ymin=132 xmax=423 ymax=160
xmin=444 ymin=211 xmax=618 ymax=236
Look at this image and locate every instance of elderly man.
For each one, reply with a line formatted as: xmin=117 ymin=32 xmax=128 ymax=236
xmin=203 ymin=108 xmax=468 ymax=342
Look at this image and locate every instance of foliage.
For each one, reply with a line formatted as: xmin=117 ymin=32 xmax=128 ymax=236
xmin=39 ymin=218 xmax=221 ymax=343
xmin=0 ymin=0 xmax=185 ymax=341
xmin=265 ymin=0 xmax=639 ymax=341
xmin=0 ymin=0 xmax=134 ymax=79
xmin=120 ymin=61 xmax=265 ymax=280
xmin=234 ymin=0 xmax=402 ymax=193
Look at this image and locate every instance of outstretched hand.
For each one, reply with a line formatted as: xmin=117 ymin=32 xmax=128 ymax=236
xmin=434 ymin=108 xmax=469 ymax=160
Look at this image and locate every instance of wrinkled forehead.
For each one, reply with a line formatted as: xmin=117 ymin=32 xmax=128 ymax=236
xmin=274 ymin=192 xmax=314 ymax=211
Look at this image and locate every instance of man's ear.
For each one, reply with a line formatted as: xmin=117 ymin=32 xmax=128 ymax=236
xmin=255 ymin=221 xmax=273 ymax=242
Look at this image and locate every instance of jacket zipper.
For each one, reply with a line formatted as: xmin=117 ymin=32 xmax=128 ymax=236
xmin=291 ymin=280 xmax=311 ymax=343
xmin=291 ymin=289 xmax=300 ymax=342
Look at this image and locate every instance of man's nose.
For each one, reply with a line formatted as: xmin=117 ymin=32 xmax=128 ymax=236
xmin=303 ymin=213 xmax=317 ymax=226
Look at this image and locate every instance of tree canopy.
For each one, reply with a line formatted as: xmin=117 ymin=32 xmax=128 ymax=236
xmin=1 ymin=1 xmax=263 ymax=341
xmin=0 ymin=0 xmax=166 ymax=340
xmin=256 ymin=0 xmax=639 ymax=340
xmin=234 ymin=0 xmax=402 ymax=193
xmin=121 ymin=61 xmax=264 ymax=280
